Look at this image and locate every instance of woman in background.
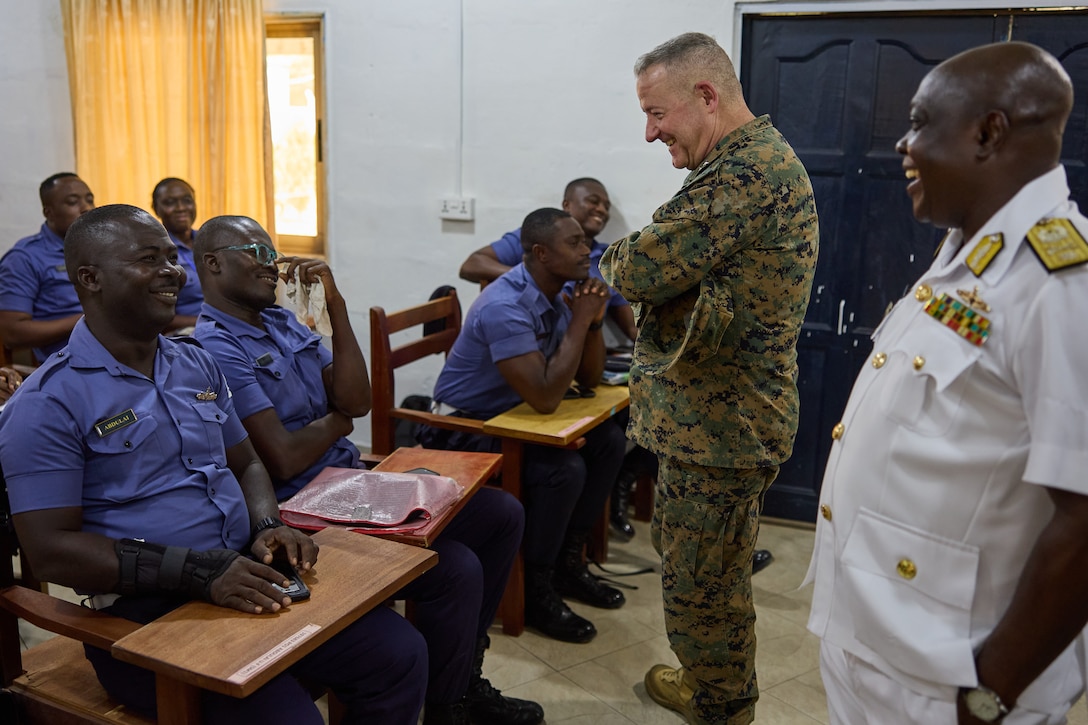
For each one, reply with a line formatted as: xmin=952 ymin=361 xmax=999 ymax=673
xmin=151 ymin=177 xmax=205 ymax=332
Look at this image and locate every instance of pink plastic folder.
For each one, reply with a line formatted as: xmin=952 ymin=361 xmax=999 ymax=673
xmin=279 ymin=468 xmax=464 ymax=533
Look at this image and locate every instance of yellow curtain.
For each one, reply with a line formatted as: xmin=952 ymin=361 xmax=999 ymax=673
xmin=60 ymin=0 xmax=273 ymax=232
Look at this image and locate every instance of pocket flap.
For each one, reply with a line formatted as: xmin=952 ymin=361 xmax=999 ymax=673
xmin=87 ymin=414 xmax=159 ymax=454
xmin=840 ymin=508 xmax=980 ymax=685
xmin=843 ymin=508 xmax=978 ymax=609
xmin=191 ymin=402 xmax=227 ymax=426
xmin=635 ymin=277 xmax=733 ymax=376
xmin=895 ymin=319 xmax=982 ymax=394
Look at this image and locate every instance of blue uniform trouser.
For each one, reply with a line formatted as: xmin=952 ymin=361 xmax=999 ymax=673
xmin=86 ymin=602 xmax=427 ymax=724
xmin=520 ymin=420 xmax=625 ymax=565
xmin=419 ymin=418 xmax=626 ymax=567
xmin=397 ymin=486 xmax=523 ymax=705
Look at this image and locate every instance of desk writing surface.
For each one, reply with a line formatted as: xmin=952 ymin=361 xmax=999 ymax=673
xmin=111 ymin=527 xmax=436 ymax=699
xmin=482 ymin=385 xmax=629 ymax=446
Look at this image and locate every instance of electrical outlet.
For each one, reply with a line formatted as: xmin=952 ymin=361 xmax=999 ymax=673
xmin=440 ymin=196 xmax=475 ymax=221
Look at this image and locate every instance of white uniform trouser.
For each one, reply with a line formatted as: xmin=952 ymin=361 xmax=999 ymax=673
xmin=820 ymin=641 xmax=1077 ymax=725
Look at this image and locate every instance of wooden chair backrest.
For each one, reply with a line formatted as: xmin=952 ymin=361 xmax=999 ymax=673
xmin=0 ymin=465 xmax=149 ymax=723
xmin=369 ymin=290 xmax=461 ymax=456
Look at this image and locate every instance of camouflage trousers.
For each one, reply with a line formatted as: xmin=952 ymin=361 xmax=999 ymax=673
xmin=652 ymin=458 xmax=779 ymax=725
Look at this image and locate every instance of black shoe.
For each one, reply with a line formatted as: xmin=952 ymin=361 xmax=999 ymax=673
xmin=525 ymin=564 xmax=597 ymax=643
xmin=464 ymin=635 xmax=545 ymax=724
xmin=553 ymin=532 xmax=626 ymax=609
xmin=609 ymin=472 xmax=636 ymax=541
xmin=752 ymin=549 xmax=773 ymax=574
xmin=423 ymin=701 xmax=470 ymax=725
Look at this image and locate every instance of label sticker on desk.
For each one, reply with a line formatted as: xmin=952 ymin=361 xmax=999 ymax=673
xmin=227 ymin=623 xmax=322 ymax=685
xmin=557 ymin=416 xmax=596 ymax=438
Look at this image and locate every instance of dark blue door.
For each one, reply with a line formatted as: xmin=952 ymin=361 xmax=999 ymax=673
xmin=740 ymin=10 xmax=1088 ymax=522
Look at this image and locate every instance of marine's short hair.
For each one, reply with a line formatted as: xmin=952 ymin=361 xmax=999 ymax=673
xmin=634 ymin=32 xmax=741 ymax=100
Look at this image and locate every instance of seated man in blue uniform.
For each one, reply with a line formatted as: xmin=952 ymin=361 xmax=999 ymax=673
xmin=0 ymin=204 xmax=428 ymax=724
xmin=423 ymin=207 xmax=628 ymax=643
xmin=459 ymin=179 xmax=665 ymax=544
xmin=0 ymin=172 xmax=95 ymax=362
xmin=459 ymin=178 xmax=637 ymax=342
xmin=190 ymin=215 xmax=541 ymax=725
xmin=151 ymin=177 xmax=206 ymax=331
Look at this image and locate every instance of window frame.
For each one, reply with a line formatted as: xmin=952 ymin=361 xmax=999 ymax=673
xmin=264 ymin=13 xmax=327 ymax=257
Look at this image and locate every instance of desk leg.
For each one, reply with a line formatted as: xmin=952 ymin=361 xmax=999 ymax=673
xmin=156 ymin=674 xmax=201 ymax=725
xmin=499 ymin=440 xmax=524 ymax=636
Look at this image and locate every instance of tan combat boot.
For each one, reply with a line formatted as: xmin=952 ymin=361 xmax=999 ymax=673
xmin=644 ymin=664 xmax=697 ymax=722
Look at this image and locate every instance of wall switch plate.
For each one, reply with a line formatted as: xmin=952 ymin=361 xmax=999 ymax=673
xmin=440 ymin=196 xmax=475 ymax=221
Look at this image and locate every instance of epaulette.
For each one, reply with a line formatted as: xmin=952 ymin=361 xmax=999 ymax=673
xmin=169 ymin=335 xmax=205 ymax=349
xmin=1026 ymin=217 xmax=1088 ymax=272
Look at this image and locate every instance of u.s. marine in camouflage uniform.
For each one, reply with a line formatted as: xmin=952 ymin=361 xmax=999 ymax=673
xmin=600 ymin=32 xmax=818 ymax=725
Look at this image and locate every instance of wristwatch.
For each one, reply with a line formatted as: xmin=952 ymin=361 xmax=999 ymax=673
xmin=961 ymin=685 xmax=1009 ymax=722
xmin=252 ymin=516 xmax=284 ymax=538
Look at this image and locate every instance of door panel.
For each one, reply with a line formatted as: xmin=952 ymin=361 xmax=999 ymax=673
xmin=743 ymin=13 xmax=995 ymax=522
xmin=1011 ymin=15 xmax=1088 ymax=209
xmin=745 ymin=10 xmax=1088 ymax=522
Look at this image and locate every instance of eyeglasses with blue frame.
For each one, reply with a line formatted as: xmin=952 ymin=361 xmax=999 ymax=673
xmin=213 ymin=242 xmax=279 ymax=265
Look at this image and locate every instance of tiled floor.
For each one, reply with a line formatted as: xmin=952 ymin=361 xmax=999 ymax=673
xmin=477 ymin=519 xmax=827 ymax=724
xmin=18 ymin=519 xmax=1088 ymax=724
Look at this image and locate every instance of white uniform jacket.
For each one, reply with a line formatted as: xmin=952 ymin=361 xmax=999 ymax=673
xmin=806 ymin=166 xmax=1088 ymax=711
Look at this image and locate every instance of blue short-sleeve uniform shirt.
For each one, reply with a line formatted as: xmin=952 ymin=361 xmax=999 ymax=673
xmin=194 ymin=304 xmax=360 ymax=499
xmin=0 ymin=319 xmax=251 ymax=553
xmin=490 ymin=228 xmax=629 ymax=309
xmin=433 ymin=263 xmax=570 ymax=419
xmin=0 ymin=224 xmax=83 ymax=360
xmin=170 ymin=230 xmax=205 ymax=318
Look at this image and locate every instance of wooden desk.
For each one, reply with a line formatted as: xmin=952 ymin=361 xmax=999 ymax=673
xmin=480 ymin=386 xmax=629 ymax=634
xmin=481 ymin=385 xmax=629 ymax=500
xmin=111 ymin=527 xmax=436 ymax=725
xmin=482 ymin=385 xmax=629 ymax=447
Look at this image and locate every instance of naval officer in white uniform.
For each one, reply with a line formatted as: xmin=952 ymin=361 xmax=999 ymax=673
xmin=806 ymin=41 xmax=1088 ymax=724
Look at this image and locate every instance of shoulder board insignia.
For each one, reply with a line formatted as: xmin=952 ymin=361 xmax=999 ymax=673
xmin=965 ymin=233 xmax=1003 ymax=277
xmin=1026 ymin=218 xmax=1088 ymax=272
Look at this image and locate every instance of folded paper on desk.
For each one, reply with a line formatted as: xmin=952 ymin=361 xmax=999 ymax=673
xmin=279 ymin=468 xmax=464 ymax=533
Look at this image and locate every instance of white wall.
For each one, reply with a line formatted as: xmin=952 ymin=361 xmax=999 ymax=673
xmin=0 ymin=0 xmax=1074 ymax=448
xmin=0 ymin=1 xmax=74 ymax=247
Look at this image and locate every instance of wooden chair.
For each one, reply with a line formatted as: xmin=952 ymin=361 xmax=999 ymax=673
xmin=372 ymin=290 xmax=617 ymax=636
xmin=1 ymin=476 xmax=433 ymax=724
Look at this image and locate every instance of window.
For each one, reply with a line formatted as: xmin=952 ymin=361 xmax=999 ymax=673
xmin=265 ymin=15 xmax=326 ymax=256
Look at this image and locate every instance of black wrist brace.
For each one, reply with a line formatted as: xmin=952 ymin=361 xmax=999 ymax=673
xmin=115 ymin=539 xmax=240 ymax=601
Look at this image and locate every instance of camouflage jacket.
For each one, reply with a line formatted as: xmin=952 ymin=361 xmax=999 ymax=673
xmin=600 ymin=116 xmax=818 ymax=468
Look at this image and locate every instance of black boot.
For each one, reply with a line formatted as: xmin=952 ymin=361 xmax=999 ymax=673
xmin=610 ymin=470 xmax=636 ymax=540
xmin=553 ymin=531 xmax=625 ymax=609
xmin=464 ymin=635 xmax=545 ymax=724
xmin=524 ymin=563 xmax=597 ymax=643
xmin=423 ymin=700 xmax=470 ymax=725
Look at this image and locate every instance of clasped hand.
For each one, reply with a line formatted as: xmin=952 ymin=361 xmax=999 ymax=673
xmin=565 ymin=278 xmax=610 ymax=326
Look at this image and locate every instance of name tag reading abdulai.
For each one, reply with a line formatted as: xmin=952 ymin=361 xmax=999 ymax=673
xmin=94 ymin=409 xmax=137 ymax=437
